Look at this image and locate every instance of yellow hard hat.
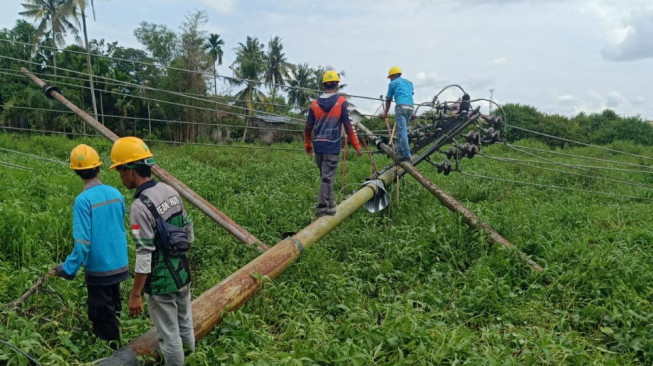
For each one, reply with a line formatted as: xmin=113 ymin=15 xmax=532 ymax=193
xmin=109 ymin=136 xmax=154 ymax=170
xmin=322 ymin=70 xmax=340 ymax=84
xmin=70 ymin=144 xmax=102 ymax=170
xmin=387 ymin=66 xmax=402 ymax=78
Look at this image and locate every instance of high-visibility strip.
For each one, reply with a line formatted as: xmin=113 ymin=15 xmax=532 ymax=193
xmin=91 ymin=198 xmax=122 ymax=209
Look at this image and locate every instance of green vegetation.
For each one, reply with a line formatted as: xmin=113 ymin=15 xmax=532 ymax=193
xmin=0 ymin=132 xmax=651 ymax=365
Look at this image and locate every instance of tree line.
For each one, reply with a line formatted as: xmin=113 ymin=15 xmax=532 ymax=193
xmin=1 ymin=2 xmax=651 ymax=147
xmin=0 ymin=5 xmax=332 ymax=143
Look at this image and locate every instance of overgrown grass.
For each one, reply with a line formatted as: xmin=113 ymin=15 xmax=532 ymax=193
xmin=0 ymin=132 xmax=651 ymax=365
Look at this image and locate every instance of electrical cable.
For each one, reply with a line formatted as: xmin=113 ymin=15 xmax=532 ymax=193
xmin=0 ymin=146 xmax=68 ymax=165
xmin=0 ymin=59 xmax=309 ymax=125
xmin=0 ymin=104 xmax=305 ymax=134
xmin=0 ymin=339 xmax=42 ymax=366
xmin=504 ymin=144 xmax=652 ymax=169
xmin=501 ymin=145 xmax=653 ymax=188
xmin=0 ymin=40 xmax=388 ymax=104
xmin=0 ymin=160 xmax=33 ymax=171
xmin=458 ymin=171 xmax=653 ymax=201
xmin=477 ymin=152 xmax=653 ymax=189
xmin=505 ymin=124 xmax=653 ymax=161
xmin=476 ymin=155 xmax=653 ymax=175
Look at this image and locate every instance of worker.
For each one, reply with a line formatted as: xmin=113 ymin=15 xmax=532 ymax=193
xmin=305 ymin=70 xmax=362 ymax=217
xmin=110 ymin=137 xmax=195 ymax=365
xmin=381 ymin=66 xmax=414 ymax=163
xmin=55 ymin=144 xmax=129 ymax=349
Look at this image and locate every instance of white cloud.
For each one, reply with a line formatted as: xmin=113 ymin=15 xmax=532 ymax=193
xmin=492 ymin=57 xmax=508 ymax=65
xmin=413 ymin=71 xmax=442 ymax=88
xmin=605 ymin=91 xmax=625 ymax=108
xmin=585 ymin=0 xmax=653 ymax=61
xmin=557 ymin=94 xmax=578 ymax=103
xmin=197 ymin=0 xmax=234 ymax=14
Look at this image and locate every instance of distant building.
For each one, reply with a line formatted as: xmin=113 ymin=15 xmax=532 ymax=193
xmin=252 ymin=114 xmax=298 ymax=144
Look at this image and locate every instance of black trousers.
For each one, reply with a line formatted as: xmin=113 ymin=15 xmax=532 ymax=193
xmin=87 ymin=283 xmax=122 ymax=342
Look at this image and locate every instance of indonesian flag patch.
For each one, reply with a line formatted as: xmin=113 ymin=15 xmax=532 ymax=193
xmin=131 ymin=224 xmax=140 ymax=235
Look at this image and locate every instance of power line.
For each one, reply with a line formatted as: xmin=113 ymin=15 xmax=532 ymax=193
xmin=0 ymin=38 xmax=387 ymax=104
xmin=0 ymin=104 xmax=305 ymax=134
xmin=478 ymin=152 xmax=653 ymax=189
xmin=0 ymin=127 xmax=322 ymax=153
xmin=476 ymin=155 xmax=653 ymax=175
xmin=458 ymin=171 xmax=653 ymax=201
xmin=505 ymin=143 xmax=652 ymax=170
xmin=502 ymin=144 xmax=653 ymax=189
xmin=0 ymin=146 xmax=69 ymax=166
xmin=0 ymin=63 xmax=308 ymax=125
xmin=505 ymin=124 xmax=653 ymax=161
xmin=0 ymin=160 xmax=33 ymax=171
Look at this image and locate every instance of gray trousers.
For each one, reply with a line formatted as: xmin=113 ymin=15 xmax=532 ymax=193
xmin=315 ymin=153 xmax=340 ymax=214
xmin=146 ymin=284 xmax=195 ymax=366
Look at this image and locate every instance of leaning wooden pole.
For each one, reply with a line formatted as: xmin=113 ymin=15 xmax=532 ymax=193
xmin=21 ymin=68 xmax=268 ymax=251
xmin=355 ymin=121 xmax=543 ymax=271
xmin=96 ymin=168 xmax=399 ymax=365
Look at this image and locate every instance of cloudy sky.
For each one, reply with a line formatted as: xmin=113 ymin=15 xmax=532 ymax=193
xmin=3 ymin=0 xmax=653 ymax=119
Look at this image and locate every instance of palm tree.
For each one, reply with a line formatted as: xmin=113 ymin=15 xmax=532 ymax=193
xmin=20 ymin=0 xmax=80 ymax=75
xmin=68 ymin=0 xmax=102 ymax=119
xmin=204 ymin=33 xmax=224 ymax=95
xmin=264 ymin=36 xmax=292 ymax=95
xmin=230 ymin=36 xmax=267 ymax=141
xmin=287 ymin=63 xmax=318 ymax=112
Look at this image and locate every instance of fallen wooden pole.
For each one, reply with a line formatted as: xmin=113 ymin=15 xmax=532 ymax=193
xmin=355 ymin=121 xmax=543 ymax=272
xmin=95 ymin=169 xmax=399 ymax=365
xmin=20 ymin=67 xmax=268 ymax=252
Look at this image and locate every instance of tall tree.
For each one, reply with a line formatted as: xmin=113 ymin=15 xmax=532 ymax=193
xmin=230 ymin=35 xmax=267 ymax=141
xmin=68 ymin=0 xmax=101 ymax=119
xmin=204 ymin=33 xmax=224 ymax=95
xmin=134 ymin=21 xmax=178 ymax=66
xmin=264 ymin=35 xmax=291 ymax=94
xmin=20 ymin=0 xmax=80 ymax=75
xmin=287 ymin=62 xmax=318 ymax=112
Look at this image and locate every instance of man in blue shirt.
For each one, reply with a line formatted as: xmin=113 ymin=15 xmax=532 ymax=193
xmin=381 ymin=66 xmax=414 ymax=163
xmin=55 ymin=144 xmax=129 ymax=348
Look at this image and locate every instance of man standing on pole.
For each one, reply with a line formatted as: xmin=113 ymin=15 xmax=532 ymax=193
xmin=382 ymin=66 xmax=414 ymax=163
xmin=55 ymin=144 xmax=129 ymax=349
xmin=111 ymin=137 xmax=195 ymax=366
xmin=305 ymin=70 xmax=362 ymax=217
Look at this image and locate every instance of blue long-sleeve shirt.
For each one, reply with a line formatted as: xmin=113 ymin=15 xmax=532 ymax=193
xmin=59 ymin=179 xmax=129 ymax=285
xmin=386 ymin=77 xmax=414 ymax=106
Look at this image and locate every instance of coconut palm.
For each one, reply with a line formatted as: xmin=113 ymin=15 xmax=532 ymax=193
xmin=230 ymin=36 xmax=267 ymax=141
xmin=287 ymin=62 xmax=319 ymax=112
xmin=20 ymin=0 xmax=80 ymax=75
xmin=204 ymin=33 xmax=224 ymax=95
xmin=264 ymin=35 xmax=292 ymax=93
xmin=68 ymin=0 xmax=102 ymax=119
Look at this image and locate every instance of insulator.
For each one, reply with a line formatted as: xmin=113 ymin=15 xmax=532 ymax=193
xmin=437 ymin=161 xmax=453 ymax=175
xmin=459 ymin=94 xmax=470 ymax=112
xmin=465 ymin=131 xmax=480 ymax=145
xmin=446 ymin=146 xmax=456 ymax=160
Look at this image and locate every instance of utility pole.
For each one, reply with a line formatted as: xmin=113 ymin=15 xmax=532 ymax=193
xmin=489 ymin=88 xmax=494 ymax=114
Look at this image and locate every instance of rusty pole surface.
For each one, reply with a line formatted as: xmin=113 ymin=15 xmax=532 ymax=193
xmin=96 ymin=168 xmax=399 ymax=365
xmin=355 ymin=122 xmax=543 ymax=272
xmin=21 ymin=68 xmax=268 ymax=251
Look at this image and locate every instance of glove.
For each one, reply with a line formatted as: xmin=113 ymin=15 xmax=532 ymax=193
xmin=55 ymin=263 xmax=75 ymax=280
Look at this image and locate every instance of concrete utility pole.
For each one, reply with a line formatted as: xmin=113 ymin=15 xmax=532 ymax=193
xmin=489 ymin=88 xmax=494 ymax=114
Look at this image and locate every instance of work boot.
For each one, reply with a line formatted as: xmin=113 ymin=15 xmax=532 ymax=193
xmin=316 ymin=208 xmax=336 ymax=218
xmin=396 ymin=155 xmax=411 ymax=163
